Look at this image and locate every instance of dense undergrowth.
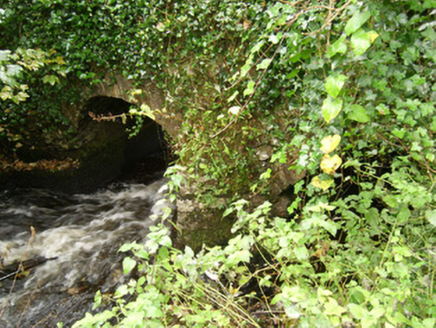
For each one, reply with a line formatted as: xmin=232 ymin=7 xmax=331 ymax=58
xmin=2 ymin=0 xmax=436 ymax=326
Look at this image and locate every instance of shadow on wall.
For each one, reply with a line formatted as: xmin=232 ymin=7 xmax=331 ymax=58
xmin=1 ymin=96 xmax=170 ymax=193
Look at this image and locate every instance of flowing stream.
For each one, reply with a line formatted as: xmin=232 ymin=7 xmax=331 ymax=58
xmin=0 ymin=178 xmax=172 ymax=327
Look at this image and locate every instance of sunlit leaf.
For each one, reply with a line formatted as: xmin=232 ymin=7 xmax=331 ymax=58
xmin=0 ymin=71 xmax=15 ymax=86
xmin=326 ymin=35 xmax=347 ymax=58
xmin=250 ymin=40 xmax=265 ymax=54
xmin=268 ymin=34 xmax=279 ymax=44
xmin=294 ymin=246 xmax=309 ymax=260
xmin=0 ymin=50 xmax=11 ymax=62
xmin=122 ymin=257 xmax=136 ymax=275
xmin=320 ymin=154 xmax=342 ymax=175
xmin=322 ymin=96 xmax=343 ymax=123
xmin=320 ymin=135 xmax=341 ymax=153
xmin=227 ymin=90 xmax=239 ymax=103
xmin=345 ymin=11 xmax=371 ymax=35
xmin=367 ymin=30 xmax=379 ymax=42
xmin=325 ymin=74 xmax=347 ymax=98
xmin=260 ymin=168 xmax=271 ymax=180
xmin=257 ymin=58 xmax=272 ymax=70
xmin=55 ymin=56 xmax=66 ymax=65
xmin=240 ymin=54 xmax=253 ymax=77
xmin=7 ymin=64 xmax=22 ymax=77
xmin=425 ymin=210 xmax=436 ymax=227
xmin=392 ymin=129 xmax=406 ymax=139
xmin=324 ymin=298 xmax=346 ymax=317
xmin=243 ymin=80 xmax=255 ymax=96
xmin=351 ymin=29 xmax=379 ymax=57
xmin=16 ymin=91 xmax=29 ymax=102
xmin=228 ymin=106 xmax=240 ymax=115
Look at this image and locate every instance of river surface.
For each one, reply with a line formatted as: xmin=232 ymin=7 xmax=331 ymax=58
xmin=0 ymin=178 xmax=172 ymax=327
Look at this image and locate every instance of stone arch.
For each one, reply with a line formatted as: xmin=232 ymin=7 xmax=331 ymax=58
xmin=0 ymin=76 xmax=176 ymax=193
xmin=80 ymin=94 xmax=171 ymax=184
xmin=86 ymin=74 xmax=182 ymax=137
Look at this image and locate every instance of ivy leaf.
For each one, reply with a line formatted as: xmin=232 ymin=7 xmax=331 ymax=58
xmin=325 ymin=74 xmax=348 ymax=98
xmin=228 ymin=106 xmax=241 ymax=115
xmin=320 ymin=154 xmax=342 ymax=175
xmin=0 ymin=50 xmax=11 ymax=62
xmin=311 ymin=176 xmax=334 ymax=191
xmin=243 ymin=81 xmax=255 ymax=96
xmin=250 ymin=40 xmax=265 ymax=54
xmin=42 ymin=75 xmax=60 ymax=85
xmin=240 ymin=54 xmax=254 ymax=78
xmin=257 ymin=58 xmax=272 ymax=70
xmin=367 ymin=30 xmax=379 ymax=43
xmin=260 ymin=168 xmax=272 ymax=180
xmin=351 ymin=29 xmax=379 ymax=57
xmin=322 ymin=96 xmax=343 ymax=123
xmin=348 ymin=104 xmax=370 ymax=123
xmin=227 ymin=90 xmax=239 ymax=103
xmin=326 ymin=35 xmax=347 ymax=58
xmin=345 ymin=11 xmax=371 ymax=36
xmin=324 ymin=298 xmax=346 ymax=317
xmin=139 ymin=103 xmax=156 ymax=120
xmin=122 ymin=257 xmax=136 ymax=275
xmin=16 ymin=91 xmax=29 ymax=102
xmin=7 ymin=64 xmax=22 ymax=77
xmin=0 ymin=71 xmax=14 ymax=86
xmin=0 ymin=86 xmax=13 ymax=100
xmin=320 ymin=135 xmax=341 ymax=153
xmin=268 ymin=34 xmax=279 ymax=44
xmin=392 ymin=128 xmax=406 ymax=139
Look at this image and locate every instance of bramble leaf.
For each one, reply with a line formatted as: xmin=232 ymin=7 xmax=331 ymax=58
xmin=122 ymin=257 xmax=136 ymax=275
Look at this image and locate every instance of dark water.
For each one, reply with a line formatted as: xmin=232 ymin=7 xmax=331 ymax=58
xmin=0 ymin=179 xmax=172 ymax=327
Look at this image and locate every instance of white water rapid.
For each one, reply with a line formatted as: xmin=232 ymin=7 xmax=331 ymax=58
xmin=0 ymin=179 xmax=172 ymax=327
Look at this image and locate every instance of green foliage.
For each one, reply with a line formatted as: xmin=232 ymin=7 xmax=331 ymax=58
xmin=2 ymin=0 xmax=436 ymax=326
xmin=0 ymin=47 xmax=70 ymax=154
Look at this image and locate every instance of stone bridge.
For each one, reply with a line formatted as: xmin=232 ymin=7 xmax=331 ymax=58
xmin=1 ymin=73 xmax=302 ymax=251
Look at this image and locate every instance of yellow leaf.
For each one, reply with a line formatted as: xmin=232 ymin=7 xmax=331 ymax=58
xmin=320 ymin=154 xmax=342 ymax=175
xmin=320 ymin=134 xmax=341 ymax=153
xmin=367 ymin=31 xmax=379 ymax=43
xmin=311 ymin=176 xmax=334 ymax=191
xmin=55 ymin=56 xmax=66 ymax=65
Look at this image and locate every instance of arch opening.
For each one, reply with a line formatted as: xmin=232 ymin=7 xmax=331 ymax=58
xmin=84 ymin=96 xmax=172 ymax=186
